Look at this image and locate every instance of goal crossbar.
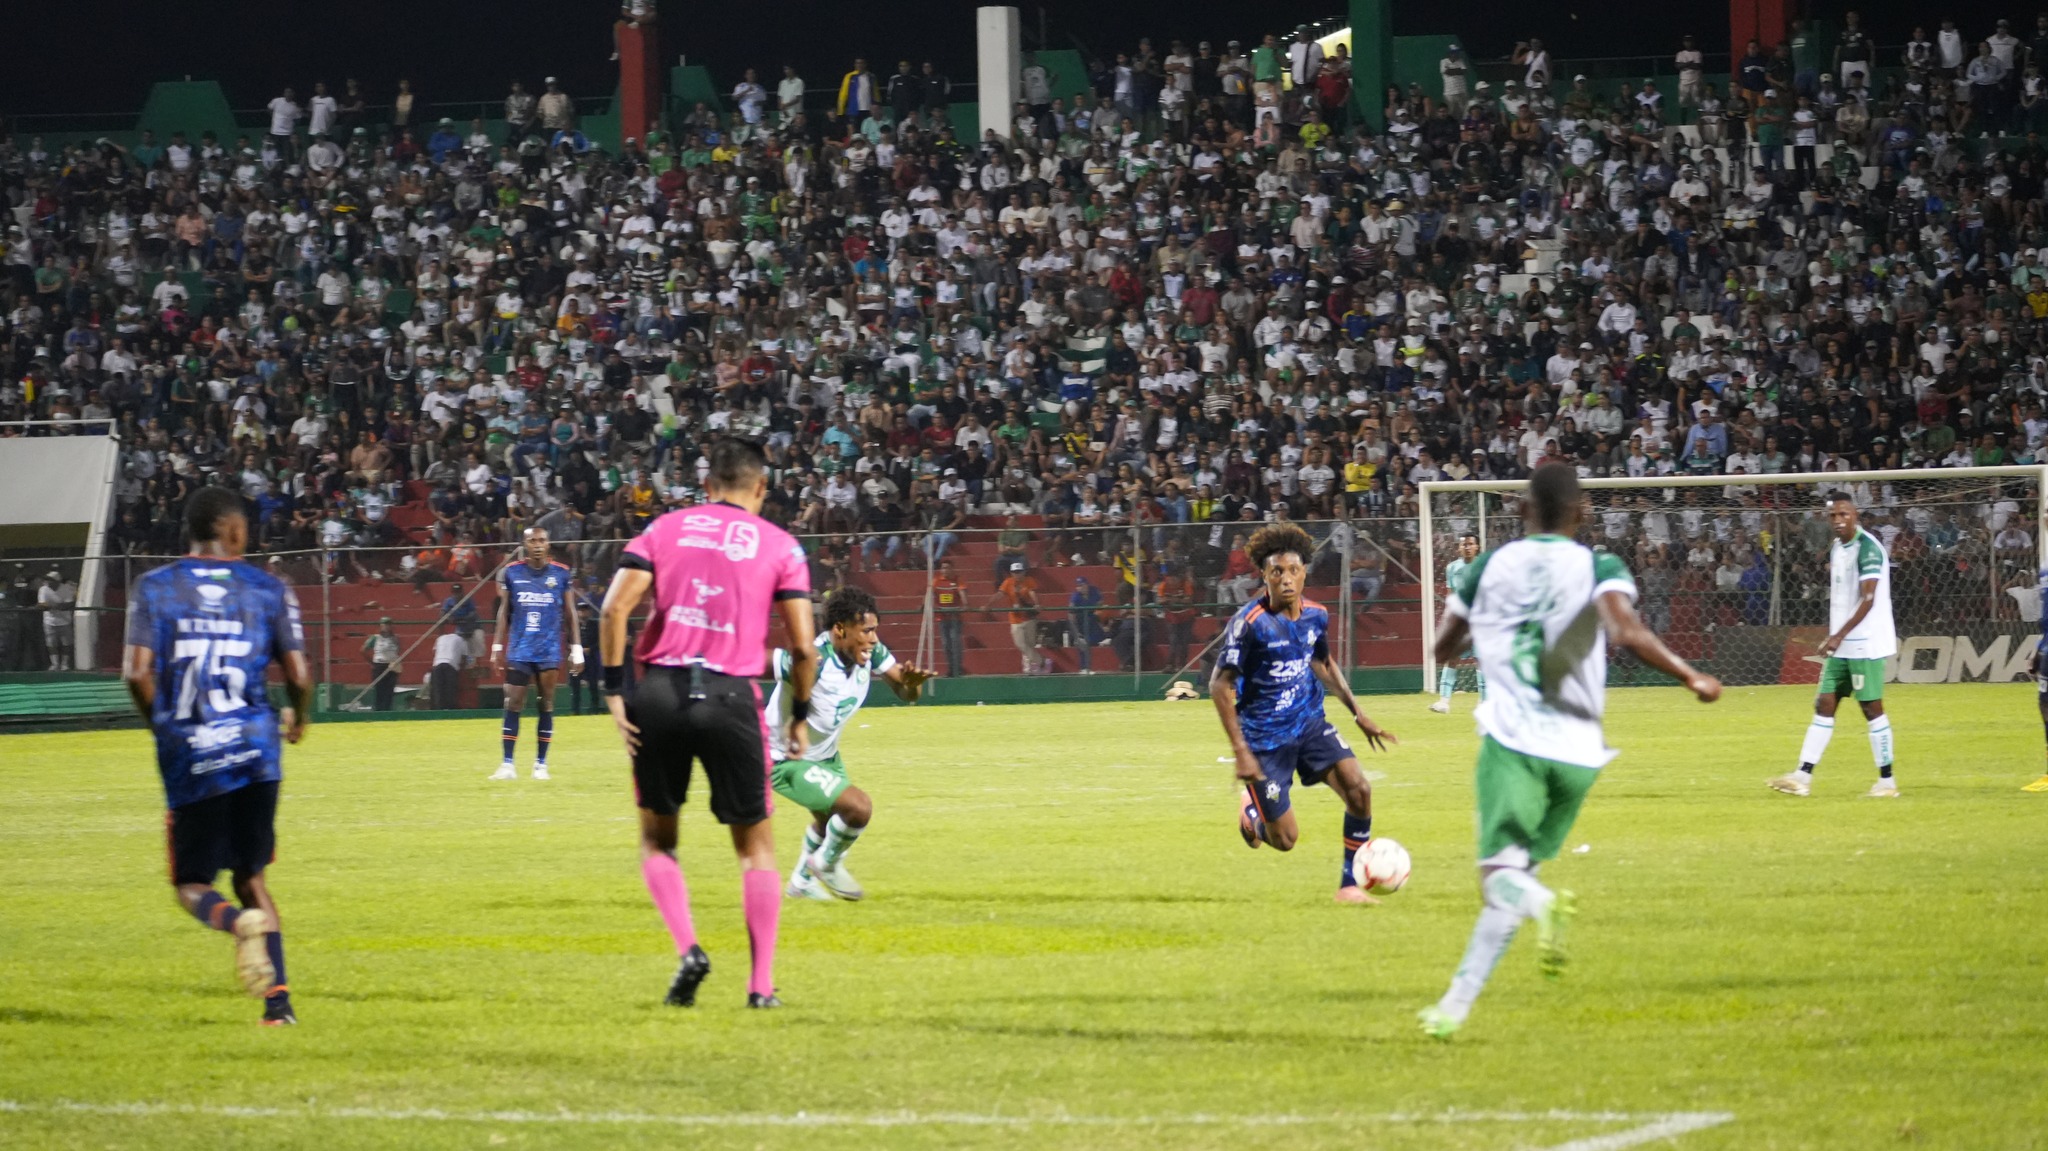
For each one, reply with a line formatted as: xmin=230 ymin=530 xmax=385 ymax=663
xmin=1417 ymin=465 xmax=2048 ymax=691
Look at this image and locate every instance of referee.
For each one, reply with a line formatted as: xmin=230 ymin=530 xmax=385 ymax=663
xmin=599 ymin=439 xmax=818 ymax=1009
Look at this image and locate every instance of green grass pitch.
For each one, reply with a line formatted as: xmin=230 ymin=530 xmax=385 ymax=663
xmin=1 ymin=684 xmax=2044 ymax=1150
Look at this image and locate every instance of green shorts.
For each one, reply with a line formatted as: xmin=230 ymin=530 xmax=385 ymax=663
xmin=1817 ymin=656 xmax=1886 ymax=702
xmin=770 ymin=753 xmax=849 ymax=815
xmin=1475 ymin=736 xmax=1601 ymax=865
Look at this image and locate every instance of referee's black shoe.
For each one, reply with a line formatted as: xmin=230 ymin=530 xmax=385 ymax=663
xmin=746 ymin=991 xmax=782 ymax=1009
xmin=665 ymin=945 xmax=711 ymax=1007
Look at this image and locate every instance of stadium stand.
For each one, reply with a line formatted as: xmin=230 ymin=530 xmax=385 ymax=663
xmin=4 ymin=18 xmax=2047 ymax=700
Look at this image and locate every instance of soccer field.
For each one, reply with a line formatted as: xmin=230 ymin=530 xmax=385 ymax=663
xmin=1 ymin=685 xmax=2043 ymax=1150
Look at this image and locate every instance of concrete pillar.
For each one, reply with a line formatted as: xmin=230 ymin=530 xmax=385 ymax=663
xmin=977 ymin=6 xmax=1021 ymax=145
xmin=618 ymin=17 xmax=661 ymax=144
xmin=1348 ymin=0 xmax=1390 ymax=132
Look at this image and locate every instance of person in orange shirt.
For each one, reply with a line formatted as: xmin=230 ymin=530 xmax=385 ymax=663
xmin=1156 ymin=563 xmax=1200 ymax=670
xmin=985 ymin=561 xmax=1046 ymax=674
xmin=930 ymin=558 xmax=966 ymax=677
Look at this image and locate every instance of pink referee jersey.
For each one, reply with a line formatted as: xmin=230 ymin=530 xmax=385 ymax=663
xmin=621 ymin=503 xmax=811 ymax=677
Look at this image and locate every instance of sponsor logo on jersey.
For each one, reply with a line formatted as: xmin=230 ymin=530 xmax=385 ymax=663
xmin=692 ymin=579 xmax=724 ymax=604
xmin=666 ymin=604 xmax=736 ymax=635
xmin=515 ymin=590 xmax=557 ymax=606
xmin=186 ymin=720 xmax=245 ymax=752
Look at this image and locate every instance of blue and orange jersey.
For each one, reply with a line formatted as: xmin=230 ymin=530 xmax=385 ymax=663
xmin=1217 ymin=596 xmax=1332 ymax=750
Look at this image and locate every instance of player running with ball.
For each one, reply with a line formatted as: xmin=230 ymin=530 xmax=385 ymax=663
xmin=1419 ymin=464 xmax=1720 ymax=1039
xmin=768 ymin=587 xmax=935 ymax=901
xmin=1213 ymin=522 xmax=1397 ymax=905
xmin=1768 ymin=493 xmax=1900 ymax=798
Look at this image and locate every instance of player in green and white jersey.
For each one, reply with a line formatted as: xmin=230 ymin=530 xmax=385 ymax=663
xmin=1419 ymin=465 xmax=1721 ymax=1040
xmin=1769 ymin=493 xmax=1901 ymax=798
xmin=1431 ymin=533 xmax=1483 ymax=713
xmin=767 ymin=587 xmax=934 ymax=901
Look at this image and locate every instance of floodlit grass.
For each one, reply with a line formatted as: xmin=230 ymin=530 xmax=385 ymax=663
xmin=1 ymin=685 xmax=2043 ymax=1150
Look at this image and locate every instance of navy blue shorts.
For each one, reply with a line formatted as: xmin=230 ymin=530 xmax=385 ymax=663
xmin=1250 ymin=723 xmax=1355 ymax=818
xmin=504 ymin=660 xmax=559 ymax=686
xmin=165 ymin=781 xmax=278 ymax=886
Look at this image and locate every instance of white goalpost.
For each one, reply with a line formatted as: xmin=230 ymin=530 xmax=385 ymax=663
xmin=1418 ymin=466 xmax=2048 ymax=692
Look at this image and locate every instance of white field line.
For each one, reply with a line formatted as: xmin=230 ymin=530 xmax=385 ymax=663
xmin=0 ymin=1099 xmax=1734 ymax=1143
xmin=1538 ymin=1111 xmax=1737 ymax=1151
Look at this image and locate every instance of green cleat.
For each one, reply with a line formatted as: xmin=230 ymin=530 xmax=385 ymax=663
xmin=1417 ymin=1005 xmax=1462 ymax=1041
xmin=1536 ymin=889 xmax=1576 ymax=981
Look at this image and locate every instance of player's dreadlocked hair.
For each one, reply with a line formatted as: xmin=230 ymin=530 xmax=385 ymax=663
xmin=824 ymin=586 xmax=878 ymax=630
xmin=1247 ymin=523 xmax=1316 ymax=571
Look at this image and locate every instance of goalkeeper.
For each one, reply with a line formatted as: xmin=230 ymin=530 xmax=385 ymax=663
xmin=768 ymin=587 xmax=935 ymax=901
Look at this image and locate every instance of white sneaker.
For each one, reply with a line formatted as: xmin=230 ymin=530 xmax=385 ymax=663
xmin=809 ymin=850 xmax=865 ymax=901
xmin=785 ymin=866 xmax=834 ymax=901
xmin=1429 ymin=699 xmax=1451 ymax=714
xmin=489 ymin=764 xmax=517 ymax=781
xmin=1865 ymin=778 xmax=1899 ymax=798
xmin=531 ymin=765 xmax=550 ymax=780
xmin=1767 ymin=772 xmax=1811 ymax=797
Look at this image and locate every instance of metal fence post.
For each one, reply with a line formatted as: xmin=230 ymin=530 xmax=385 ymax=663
xmin=320 ymin=554 xmax=332 ymax=712
xmin=1130 ymin=521 xmax=1142 ymax=692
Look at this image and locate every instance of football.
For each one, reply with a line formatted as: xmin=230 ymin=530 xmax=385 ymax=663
xmin=1353 ymin=838 xmax=1412 ymax=894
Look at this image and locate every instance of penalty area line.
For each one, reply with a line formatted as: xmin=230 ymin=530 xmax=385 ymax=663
xmin=0 ymin=1099 xmax=1734 ymax=1140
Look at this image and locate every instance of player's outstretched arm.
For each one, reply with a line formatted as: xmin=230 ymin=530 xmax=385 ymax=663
xmin=599 ymin=567 xmax=653 ymax=755
xmin=1314 ymin=650 xmax=1394 ymax=750
xmin=564 ymin=584 xmax=585 ymax=674
xmin=491 ymin=572 xmax=511 ymax=672
xmin=1432 ymin=610 xmax=1471 ymax=670
xmin=882 ymin=661 xmax=936 ymax=701
xmin=1595 ymin=590 xmax=1721 ymax=702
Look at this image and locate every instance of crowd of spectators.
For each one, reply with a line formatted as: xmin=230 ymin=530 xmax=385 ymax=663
xmin=2 ymin=14 xmax=2046 ymax=637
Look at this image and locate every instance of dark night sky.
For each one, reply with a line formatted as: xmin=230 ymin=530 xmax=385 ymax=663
xmin=0 ymin=1 xmax=2029 ymax=116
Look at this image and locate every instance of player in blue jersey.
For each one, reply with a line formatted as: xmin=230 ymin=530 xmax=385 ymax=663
xmin=2028 ymin=565 xmax=2048 ymax=792
xmin=1212 ymin=522 xmax=1397 ymax=904
xmin=490 ymin=527 xmax=584 ymax=780
xmin=122 ymin=487 xmax=314 ymax=1026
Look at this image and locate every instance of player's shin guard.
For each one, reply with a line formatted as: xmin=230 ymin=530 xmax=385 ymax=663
xmin=535 ymin=710 xmax=553 ymax=766
xmin=501 ymin=710 xmax=521 ymax=763
xmin=641 ymin=853 xmax=698 ymax=954
xmin=189 ymin=890 xmax=241 ymax=932
xmin=742 ymin=869 xmax=780 ymax=997
xmin=819 ymin=815 xmax=864 ymax=868
xmin=1867 ymin=715 xmax=1893 ymax=778
xmin=265 ymin=929 xmax=288 ymax=1001
xmin=1798 ymin=716 xmax=1834 ymax=771
xmin=1340 ymin=813 xmax=1373 ymax=888
xmin=1482 ymin=866 xmax=1554 ymax=920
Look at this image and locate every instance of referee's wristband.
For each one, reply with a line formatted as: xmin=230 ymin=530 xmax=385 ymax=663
xmin=601 ymin=664 xmax=626 ymax=694
xmin=570 ymin=644 xmax=585 ymax=663
xmin=789 ymin=697 xmax=811 ymax=723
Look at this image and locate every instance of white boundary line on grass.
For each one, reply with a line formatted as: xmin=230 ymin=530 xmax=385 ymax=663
xmin=0 ymin=1100 xmax=1733 ymax=1146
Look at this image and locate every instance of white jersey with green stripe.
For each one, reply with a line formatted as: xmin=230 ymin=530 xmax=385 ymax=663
xmin=1448 ymin=535 xmax=1636 ymax=769
xmin=767 ymin=634 xmax=896 ymax=762
xmin=1828 ymin=526 xmax=1896 ymax=659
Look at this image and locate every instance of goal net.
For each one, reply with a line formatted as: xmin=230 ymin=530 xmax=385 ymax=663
xmin=1418 ymin=467 xmax=2048 ymax=693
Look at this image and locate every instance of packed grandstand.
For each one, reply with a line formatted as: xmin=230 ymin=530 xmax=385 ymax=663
xmin=3 ymin=16 xmax=2046 ymax=687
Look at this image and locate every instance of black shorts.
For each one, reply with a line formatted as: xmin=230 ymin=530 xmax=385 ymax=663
xmin=628 ymin=666 xmax=772 ymax=825
xmin=504 ymin=660 xmax=559 ymax=686
xmin=165 ymin=781 xmax=279 ymax=886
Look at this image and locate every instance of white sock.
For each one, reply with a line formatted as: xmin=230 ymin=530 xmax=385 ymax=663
xmin=1436 ymin=906 xmax=1520 ymax=1021
xmin=1798 ymin=716 xmax=1835 ymax=770
xmin=792 ymin=826 xmax=823 ymax=882
xmin=1438 ymin=666 xmax=1457 ymax=699
xmin=1867 ymin=715 xmax=1893 ymax=774
xmin=818 ymin=815 xmax=864 ymax=869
